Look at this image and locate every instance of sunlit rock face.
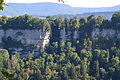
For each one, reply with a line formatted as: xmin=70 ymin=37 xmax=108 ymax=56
xmin=0 ymin=29 xmax=50 ymax=49
xmin=6 ymin=29 xmax=42 ymax=45
xmin=60 ymin=28 xmax=66 ymax=41
xmin=1 ymin=27 xmax=120 ymax=54
xmin=73 ymin=30 xmax=79 ymax=40
xmin=92 ymin=28 xmax=118 ymax=39
xmin=42 ymin=31 xmax=50 ymax=49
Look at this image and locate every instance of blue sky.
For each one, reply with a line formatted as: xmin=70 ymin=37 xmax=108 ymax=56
xmin=5 ymin=0 xmax=120 ymax=7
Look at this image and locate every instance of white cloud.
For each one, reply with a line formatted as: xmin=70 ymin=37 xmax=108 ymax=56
xmin=5 ymin=0 xmax=120 ymax=7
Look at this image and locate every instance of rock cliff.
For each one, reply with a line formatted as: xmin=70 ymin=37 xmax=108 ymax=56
xmin=0 ymin=29 xmax=50 ymax=51
xmin=92 ymin=28 xmax=120 ymax=39
xmin=59 ymin=28 xmax=120 ymax=41
xmin=0 ymin=28 xmax=119 ymax=56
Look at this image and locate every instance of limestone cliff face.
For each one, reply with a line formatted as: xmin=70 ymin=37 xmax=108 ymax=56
xmin=60 ymin=28 xmax=120 ymax=41
xmin=92 ymin=28 xmax=120 ymax=39
xmin=0 ymin=29 xmax=50 ymax=49
xmin=60 ymin=28 xmax=80 ymax=41
xmin=0 ymin=30 xmax=4 ymax=43
xmin=0 ymin=28 xmax=120 ymax=52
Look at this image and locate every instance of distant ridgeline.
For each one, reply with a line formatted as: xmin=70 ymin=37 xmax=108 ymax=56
xmin=0 ymin=12 xmax=120 ymax=55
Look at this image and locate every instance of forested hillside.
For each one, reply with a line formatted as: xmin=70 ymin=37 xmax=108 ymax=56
xmin=0 ymin=12 xmax=120 ymax=80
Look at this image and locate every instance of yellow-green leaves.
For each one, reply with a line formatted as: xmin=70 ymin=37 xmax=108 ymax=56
xmin=0 ymin=0 xmax=4 ymax=10
xmin=0 ymin=0 xmax=8 ymax=10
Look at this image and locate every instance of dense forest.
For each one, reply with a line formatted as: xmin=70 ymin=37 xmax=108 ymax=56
xmin=0 ymin=14 xmax=50 ymax=31
xmin=0 ymin=12 xmax=120 ymax=80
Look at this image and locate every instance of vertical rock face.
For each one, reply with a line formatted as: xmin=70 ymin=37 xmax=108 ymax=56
xmin=0 ymin=30 xmax=4 ymax=43
xmin=0 ymin=29 xmax=51 ymax=49
xmin=92 ymin=28 xmax=119 ymax=39
xmin=101 ymin=29 xmax=116 ymax=38
xmin=60 ymin=28 xmax=80 ymax=41
xmin=6 ymin=29 xmax=42 ymax=45
xmin=117 ymin=31 xmax=120 ymax=38
xmin=41 ymin=31 xmax=50 ymax=49
xmin=60 ymin=28 xmax=120 ymax=41
xmin=73 ymin=30 xmax=79 ymax=40
xmin=0 ymin=27 xmax=120 ymax=53
xmin=92 ymin=28 xmax=100 ymax=39
xmin=60 ymin=28 xmax=66 ymax=41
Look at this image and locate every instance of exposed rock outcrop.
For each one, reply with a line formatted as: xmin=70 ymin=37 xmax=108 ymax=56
xmin=92 ymin=28 xmax=120 ymax=39
xmin=60 ymin=28 xmax=120 ymax=41
xmin=0 ymin=28 xmax=120 ymax=55
xmin=0 ymin=29 xmax=50 ymax=49
xmin=60 ymin=28 xmax=80 ymax=41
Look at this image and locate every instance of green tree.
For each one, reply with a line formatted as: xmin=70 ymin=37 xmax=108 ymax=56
xmin=60 ymin=40 xmax=65 ymax=52
xmin=83 ymin=38 xmax=92 ymax=50
xmin=79 ymin=17 xmax=88 ymax=26
xmin=81 ymin=58 xmax=90 ymax=80
xmin=93 ymin=61 xmax=100 ymax=79
xmin=0 ymin=16 xmax=8 ymax=28
xmin=0 ymin=49 xmax=11 ymax=69
xmin=81 ymin=49 xmax=93 ymax=60
xmin=55 ymin=16 xmax=63 ymax=29
xmin=0 ymin=0 xmax=6 ymax=10
xmin=111 ymin=12 xmax=120 ymax=30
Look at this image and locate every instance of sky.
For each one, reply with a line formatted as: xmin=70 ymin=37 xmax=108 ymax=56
xmin=5 ymin=0 xmax=120 ymax=8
